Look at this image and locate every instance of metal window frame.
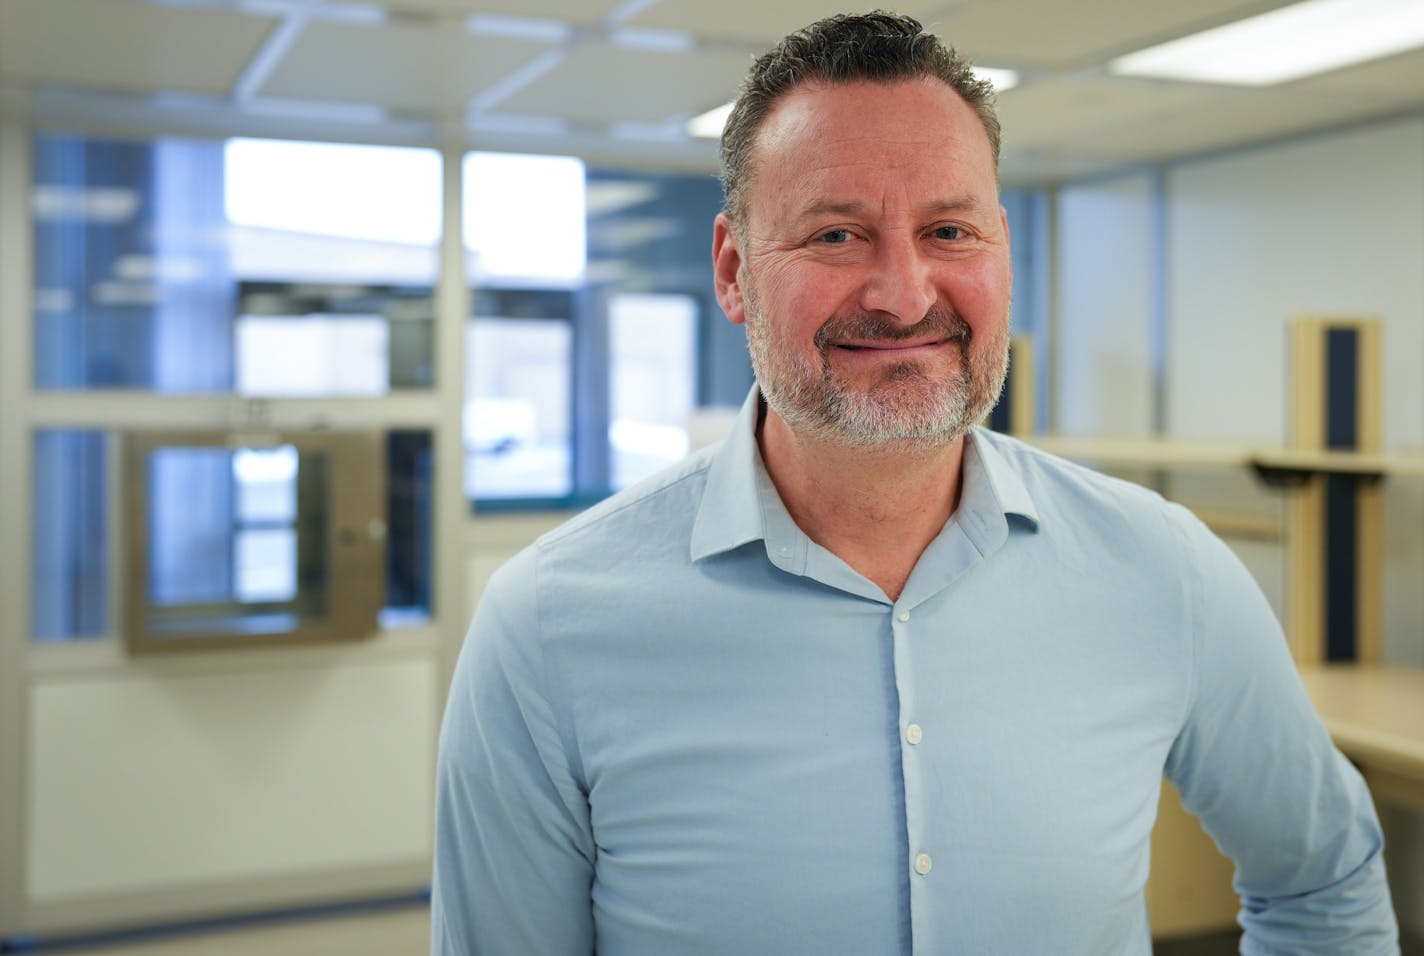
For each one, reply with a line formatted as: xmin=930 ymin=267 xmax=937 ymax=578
xmin=121 ymin=429 xmax=387 ymax=654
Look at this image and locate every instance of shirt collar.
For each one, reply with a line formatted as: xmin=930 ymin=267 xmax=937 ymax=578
xmin=689 ymin=386 xmax=1040 ymax=564
xmin=689 ymin=387 xmax=774 ymax=562
xmin=963 ymin=427 xmax=1040 ymax=530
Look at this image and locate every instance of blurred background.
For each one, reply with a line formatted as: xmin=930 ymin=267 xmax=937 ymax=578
xmin=1 ymin=0 xmax=1423 ymax=951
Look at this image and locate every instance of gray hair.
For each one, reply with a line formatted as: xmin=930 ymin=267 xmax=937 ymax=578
xmin=719 ymin=11 xmax=1000 ymax=231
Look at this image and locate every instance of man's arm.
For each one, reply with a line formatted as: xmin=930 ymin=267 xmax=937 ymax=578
xmin=431 ymin=552 xmax=596 ymax=955
xmin=1163 ymin=507 xmax=1398 ymax=954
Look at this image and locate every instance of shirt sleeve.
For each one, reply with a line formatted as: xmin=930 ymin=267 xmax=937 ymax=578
xmin=1162 ymin=506 xmax=1399 ymax=955
xmin=431 ymin=549 xmax=596 ymax=956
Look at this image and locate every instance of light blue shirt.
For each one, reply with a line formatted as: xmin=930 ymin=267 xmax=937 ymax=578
xmin=433 ymin=389 xmax=1398 ymax=955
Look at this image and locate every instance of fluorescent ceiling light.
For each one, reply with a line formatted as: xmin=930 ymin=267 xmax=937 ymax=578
xmin=687 ymin=101 xmax=733 ymax=139
xmin=1111 ymin=0 xmax=1424 ymax=86
xmin=237 ymin=1 xmax=386 ymax=24
xmin=585 ymin=182 xmax=660 ymax=217
xmin=609 ymin=27 xmax=695 ymax=52
xmin=466 ymin=13 xmax=571 ymax=43
xmin=32 ymin=186 xmax=139 ymax=224
xmin=974 ymin=66 xmax=1019 ymax=92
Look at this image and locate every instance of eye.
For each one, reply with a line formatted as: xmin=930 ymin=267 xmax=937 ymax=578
xmin=817 ymin=228 xmax=852 ymax=244
xmin=931 ymin=225 xmax=964 ymax=241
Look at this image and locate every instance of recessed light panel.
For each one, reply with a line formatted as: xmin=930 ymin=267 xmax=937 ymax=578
xmin=687 ymin=102 xmax=733 ymax=139
xmin=1111 ymin=0 xmax=1424 ymax=86
xmin=974 ymin=66 xmax=1020 ymax=92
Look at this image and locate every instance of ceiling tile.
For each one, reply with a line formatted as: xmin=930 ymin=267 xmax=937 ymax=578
xmin=996 ymin=78 xmax=1217 ymax=152
xmin=493 ymin=42 xmax=751 ymax=125
xmin=257 ymin=19 xmax=556 ymax=115
xmin=1290 ymin=47 xmax=1424 ymax=106
xmin=930 ymin=0 xmax=1298 ymax=69
xmin=999 ymin=152 xmax=1122 ymax=187
xmin=1080 ymin=90 xmax=1404 ymax=163
xmin=5 ymin=0 xmax=1422 ymax=181
xmin=623 ymin=0 xmax=947 ymax=48
xmin=0 ymin=0 xmax=277 ymax=96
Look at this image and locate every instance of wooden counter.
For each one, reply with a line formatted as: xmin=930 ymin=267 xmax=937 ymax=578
xmin=1299 ymin=664 xmax=1424 ymax=816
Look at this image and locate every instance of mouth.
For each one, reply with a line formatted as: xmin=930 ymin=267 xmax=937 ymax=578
xmin=830 ymin=336 xmax=961 ymax=356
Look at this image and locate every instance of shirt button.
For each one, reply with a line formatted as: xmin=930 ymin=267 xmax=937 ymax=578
xmin=914 ymin=852 xmax=933 ymax=876
xmin=896 ymin=609 xmax=910 ymax=622
xmin=905 ymin=723 xmax=923 ymax=745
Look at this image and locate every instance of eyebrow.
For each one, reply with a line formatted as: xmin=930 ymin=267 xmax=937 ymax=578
xmin=794 ymin=197 xmax=987 ymax=222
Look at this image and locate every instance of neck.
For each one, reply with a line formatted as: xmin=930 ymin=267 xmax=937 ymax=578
xmin=757 ymin=404 xmax=966 ymax=601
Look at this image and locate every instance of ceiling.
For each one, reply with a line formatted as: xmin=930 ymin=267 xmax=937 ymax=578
xmin=3 ymin=0 xmax=1424 ymax=185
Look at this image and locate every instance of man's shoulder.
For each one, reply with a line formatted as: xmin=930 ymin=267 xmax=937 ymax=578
xmin=532 ymin=442 xmax=720 ymax=557
xmin=973 ymin=428 xmax=1162 ymax=499
xmin=476 ymin=443 xmax=723 ymax=632
xmin=972 ymin=427 xmax=1202 ymax=538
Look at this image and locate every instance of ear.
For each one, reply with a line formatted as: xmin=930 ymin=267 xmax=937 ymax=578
xmin=712 ymin=212 xmax=747 ymax=326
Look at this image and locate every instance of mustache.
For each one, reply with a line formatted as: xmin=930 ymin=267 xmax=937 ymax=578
xmin=812 ymin=308 xmax=972 ymax=352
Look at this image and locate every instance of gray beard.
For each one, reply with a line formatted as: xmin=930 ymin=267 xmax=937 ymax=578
xmin=744 ymin=294 xmax=1010 ymax=449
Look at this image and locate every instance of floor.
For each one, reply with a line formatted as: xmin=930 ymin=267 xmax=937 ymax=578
xmin=1155 ymin=928 xmax=1424 ymax=955
xmin=28 ymin=908 xmax=1424 ymax=955
xmin=21 ymin=905 xmax=430 ymax=956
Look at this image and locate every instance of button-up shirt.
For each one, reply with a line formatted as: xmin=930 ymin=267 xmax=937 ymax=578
xmin=433 ymin=389 xmax=1397 ymax=955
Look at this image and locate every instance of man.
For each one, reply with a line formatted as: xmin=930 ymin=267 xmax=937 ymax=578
xmin=433 ymin=13 xmax=1399 ymax=955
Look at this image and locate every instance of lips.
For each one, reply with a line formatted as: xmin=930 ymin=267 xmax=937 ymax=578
xmin=834 ymin=338 xmax=952 ymax=351
xmin=813 ymin=310 xmax=972 ymax=355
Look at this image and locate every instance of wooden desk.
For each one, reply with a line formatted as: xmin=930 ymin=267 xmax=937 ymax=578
xmin=1146 ymin=664 xmax=1424 ymax=938
xmin=1298 ymin=664 xmax=1424 ymax=817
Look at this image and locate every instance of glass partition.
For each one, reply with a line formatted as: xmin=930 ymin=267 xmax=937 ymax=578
xmin=143 ymin=442 xmax=327 ymax=637
xmin=32 ymin=430 xmax=107 ymax=642
xmin=608 ymin=292 xmax=696 ymax=490
xmin=33 ymin=133 xmax=440 ymax=394
xmin=30 ymin=131 xmax=440 ymax=646
xmin=462 ymin=156 xmax=741 ymax=508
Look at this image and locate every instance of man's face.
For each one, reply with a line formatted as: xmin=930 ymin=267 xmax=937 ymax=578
xmin=713 ymin=78 xmax=1012 ymax=447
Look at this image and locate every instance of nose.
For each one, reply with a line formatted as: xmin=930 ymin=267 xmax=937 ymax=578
xmin=858 ymin=231 xmax=937 ymax=325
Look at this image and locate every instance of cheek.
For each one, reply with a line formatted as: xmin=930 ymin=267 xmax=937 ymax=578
xmin=755 ymin=261 xmax=850 ymax=344
xmin=950 ymin=258 xmax=1012 ymax=332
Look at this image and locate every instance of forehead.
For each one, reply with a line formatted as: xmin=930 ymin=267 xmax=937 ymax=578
xmin=745 ymin=78 xmax=998 ymax=220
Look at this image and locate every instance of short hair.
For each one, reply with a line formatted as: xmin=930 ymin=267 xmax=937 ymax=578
xmin=719 ymin=11 xmax=1000 ymax=231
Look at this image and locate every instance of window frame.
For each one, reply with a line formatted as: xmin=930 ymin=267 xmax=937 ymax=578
xmin=121 ymin=429 xmax=386 ymax=654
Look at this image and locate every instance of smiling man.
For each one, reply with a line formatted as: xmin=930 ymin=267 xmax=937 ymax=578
xmin=432 ymin=13 xmax=1399 ymax=955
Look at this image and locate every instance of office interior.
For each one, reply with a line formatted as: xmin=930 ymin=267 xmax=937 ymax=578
xmin=1 ymin=0 xmax=1423 ymax=952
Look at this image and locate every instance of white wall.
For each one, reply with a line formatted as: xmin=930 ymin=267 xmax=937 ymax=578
xmin=1055 ymin=172 xmax=1157 ymax=439
xmin=22 ymin=643 xmax=439 ymax=933
xmin=1166 ymin=120 xmax=1424 ymax=449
